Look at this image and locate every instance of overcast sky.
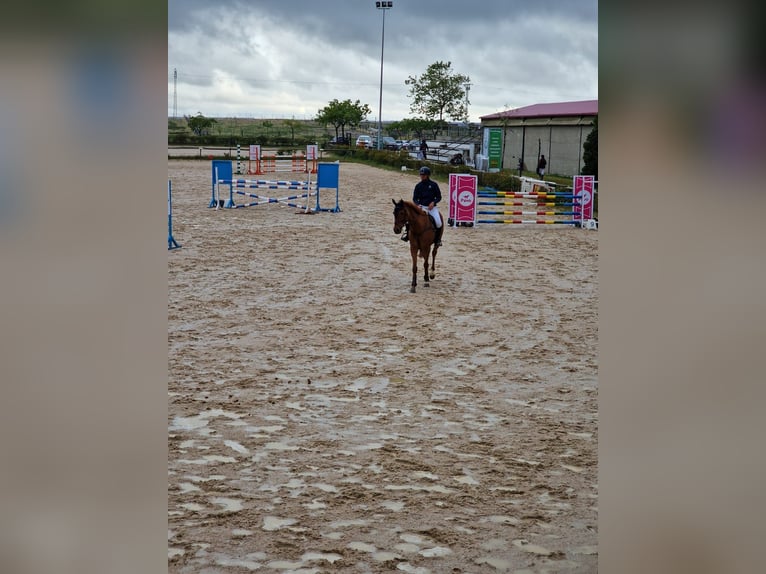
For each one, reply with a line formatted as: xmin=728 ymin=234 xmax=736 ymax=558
xmin=168 ymin=0 xmax=597 ymax=122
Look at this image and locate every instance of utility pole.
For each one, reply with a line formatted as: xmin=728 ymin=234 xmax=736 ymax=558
xmin=375 ymin=1 xmax=393 ymax=150
xmin=464 ymin=81 xmax=471 ymax=123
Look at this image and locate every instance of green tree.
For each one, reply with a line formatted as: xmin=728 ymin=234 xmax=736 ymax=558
xmin=316 ymin=99 xmax=372 ymax=141
xmin=388 ymin=118 xmax=444 ymax=141
xmin=283 ymin=118 xmax=303 ymax=144
xmin=581 ymin=117 xmax=598 ymax=177
xmin=405 ymin=61 xmax=470 ymax=122
xmin=185 ymin=112 xmax=216 ymax=136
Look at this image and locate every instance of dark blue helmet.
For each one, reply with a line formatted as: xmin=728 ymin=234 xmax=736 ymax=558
xmin=419 ymin=166 xmax=431 ymax=175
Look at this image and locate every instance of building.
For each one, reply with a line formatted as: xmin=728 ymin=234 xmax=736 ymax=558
xmin=479 ymin=100 xmax=597 ymax=177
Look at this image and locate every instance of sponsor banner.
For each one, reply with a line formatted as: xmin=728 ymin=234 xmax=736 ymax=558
xmin=487 ymin=128 xmax=503 ymax=171
xmin=573 ymin=175 xmax=595 ymax=220
xmin=449 ymin=173 xmax=477 ymax=225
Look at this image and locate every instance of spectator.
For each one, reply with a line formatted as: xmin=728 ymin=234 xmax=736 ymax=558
xmin=537 ymin=154 xmax=547 ymax=179
xmin=419 ymin=139 xmax=428 ymax=160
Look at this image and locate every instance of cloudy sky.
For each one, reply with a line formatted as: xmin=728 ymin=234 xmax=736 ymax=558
xmin=168 ymin=0 xmax=597 ymax=122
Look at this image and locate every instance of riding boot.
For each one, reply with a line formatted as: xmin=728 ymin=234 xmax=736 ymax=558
xmin=434 ymin=226 xmax=443 ymax=247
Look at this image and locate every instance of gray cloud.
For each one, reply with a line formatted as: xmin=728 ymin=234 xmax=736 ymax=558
xmin=168 ymin=0 xmax=597 ymax=119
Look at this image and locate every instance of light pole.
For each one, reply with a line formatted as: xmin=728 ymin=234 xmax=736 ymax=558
xmin=464 ymin=81 xmax=471 ymax=123
xmin=375 ymin=1 xmax=392 ymax=150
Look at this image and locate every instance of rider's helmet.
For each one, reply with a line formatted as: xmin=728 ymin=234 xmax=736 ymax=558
xmin=419 ymin=166 xmax=431 ymax=175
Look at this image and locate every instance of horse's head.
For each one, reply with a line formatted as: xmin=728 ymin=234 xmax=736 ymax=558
xmin=392 ymin=199 xmax=407 ymax=234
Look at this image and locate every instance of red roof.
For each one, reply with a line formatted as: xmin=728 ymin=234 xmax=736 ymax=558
xmin=481 ymin=99 xmax=598 ymax=120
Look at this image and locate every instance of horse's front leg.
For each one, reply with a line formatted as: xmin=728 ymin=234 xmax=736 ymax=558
xmin=422 ymin=246 xmax=431 ymax=288
xmin=410 ymin=246 xmax=418 ymax=293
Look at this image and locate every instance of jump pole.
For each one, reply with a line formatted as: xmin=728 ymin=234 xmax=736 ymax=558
xmin=168 ymin=180 xmax=181 ymax=250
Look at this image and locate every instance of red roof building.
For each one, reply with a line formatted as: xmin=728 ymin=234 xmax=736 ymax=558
xmin=479 ymin=100 xmax=597 ymax=176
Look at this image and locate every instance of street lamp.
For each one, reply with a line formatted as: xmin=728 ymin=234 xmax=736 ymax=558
xmin=375 ymin=1 xmax=393 ymax=150
xmin=464 ymin=81 xmax=471 ymax=123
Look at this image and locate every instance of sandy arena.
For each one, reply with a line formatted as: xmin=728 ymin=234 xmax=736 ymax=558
xmin=168 ymin=159 xmax=598 ymax=573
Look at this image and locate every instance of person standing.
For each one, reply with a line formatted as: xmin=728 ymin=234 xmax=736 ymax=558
xmin=401 ymin=166 xmax=443 ymax=247
xmin=537 ymin=154 xmax=547 ymax=179
xmin=419 ymin=139 xmax=428 ymax=160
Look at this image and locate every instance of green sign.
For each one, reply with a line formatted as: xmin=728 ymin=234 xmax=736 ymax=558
xmin=487 ymin=128 xmax=503 ymax=171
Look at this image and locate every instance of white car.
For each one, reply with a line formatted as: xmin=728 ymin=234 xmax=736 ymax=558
xmin=355 ymin=135 xmax=373 ymax=148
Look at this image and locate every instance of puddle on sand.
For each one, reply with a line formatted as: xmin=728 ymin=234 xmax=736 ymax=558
xmin=419 ymin=546 xmax=452 ymax=557
xmin=170 ymin=409 xmax=244 ymax=432
xmin=215 ymin=557 xmax=263 ymax=570
xmin=347 ymin=541 xmax=376 ymax=553
xmin=481 ymin=539 xmax=509 ymax=551
xmin=301 ymin=552 xmax=343 ymax=564
xmin=224 ymin=440 xmax=249 ymax=454
xmin=487 ymin=515 xmax=520 ymax=525
xmin=264 ymin=560 xmax=312 ymax=571
xmin=512 ymin=539 xmax=553 ymax=555
xmin=263 ymin=516 xmax=297 ymax=531
xmin=330 ymin=519 xmax=368 ymax=529
xmin=178 ymin=482 xmax=201 ymax=493
xmin=210 ymin=497 xmax=243 ymax=512
xmin=454 ymin=474 xmax=480 ymax=485
xmin=400 ymin=533 xmax=428 ymax=545
xmin=373 ymin=551 xmax=401 ymax=562
xmin=263 ymin=441 xmax=299 ymax=451
xmin=310 ymin=483 xmax=338 ymax=493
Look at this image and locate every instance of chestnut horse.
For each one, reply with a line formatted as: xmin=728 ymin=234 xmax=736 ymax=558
xmin=392 ymin=199 xmax=441 ymax=293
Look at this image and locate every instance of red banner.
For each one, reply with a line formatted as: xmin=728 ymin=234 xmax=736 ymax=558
xmin=573 ymin=176 xmax=595 ymax=221
xmin=448 ymin=174 xmax=477 ymax=226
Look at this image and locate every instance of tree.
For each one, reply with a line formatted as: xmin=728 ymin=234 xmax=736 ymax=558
xmin=185 ymin=112 xmax=216 ymax=136
xmin=283 ymin=118 xmax=303 ymax=144
xmin=405 ymin=61 xmax=470 ymax=122
xmin=316 ymin=99 xmax=371 ymax=140
xmin=581 ymin=117 xmax=598 ymax=177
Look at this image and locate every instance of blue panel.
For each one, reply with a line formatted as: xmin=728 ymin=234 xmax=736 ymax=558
xmin=212 ymin=160 xmax=232 ymax=185
xmin=317 ymin=162 xmax=339 ymax=188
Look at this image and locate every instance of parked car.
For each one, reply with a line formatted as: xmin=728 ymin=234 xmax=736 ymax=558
xmin=404 ymin=139 xmax=421 ymax=151
xmin=371 ymin=136 xmax=400 ymax=151
xmin=355 ymin=135 xmax=373 ymax=148
xmin=329 ymin=135 xmax=350 ymax=145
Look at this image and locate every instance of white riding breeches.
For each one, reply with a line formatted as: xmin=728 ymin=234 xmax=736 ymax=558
xmin=419 ymin=205 xmax=442 ymax=228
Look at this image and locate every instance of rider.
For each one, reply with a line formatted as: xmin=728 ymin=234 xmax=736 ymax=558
xmin=401 ymin=166 xmax=443 ymax=247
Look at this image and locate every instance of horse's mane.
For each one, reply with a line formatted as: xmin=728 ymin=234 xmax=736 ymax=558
xmin=400 ymin=199 xmax=427 ymax=216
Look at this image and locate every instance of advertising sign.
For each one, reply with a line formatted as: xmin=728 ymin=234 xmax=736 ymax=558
xmin=448 ymin=173 xmax=477 ymax=226
xmin=573 ymin=175 xmax=595 ymax=221
xmin=487 ymin=128 xmax=503 ymax=172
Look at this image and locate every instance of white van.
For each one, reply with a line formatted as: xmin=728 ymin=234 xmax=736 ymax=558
xmin=355 ymin=135 xmax=372 ymax=148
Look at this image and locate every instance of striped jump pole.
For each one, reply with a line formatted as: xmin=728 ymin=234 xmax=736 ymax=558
xmin=168 ymin=180 xmax=181 ymax=250
xmin=476 ymin=185 xmax=579 ymax=225
xmin=209 ymin=160 xmax=341 ymax=213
